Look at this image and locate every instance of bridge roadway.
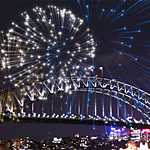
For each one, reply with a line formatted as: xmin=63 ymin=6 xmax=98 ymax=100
xmin=1 ymin=113 xmax=150 ymax=129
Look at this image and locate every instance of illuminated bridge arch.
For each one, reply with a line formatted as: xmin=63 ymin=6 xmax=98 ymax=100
xmin=16 ymin=77 xmax=150 ymax=125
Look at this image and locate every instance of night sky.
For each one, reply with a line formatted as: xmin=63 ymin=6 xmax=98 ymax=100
xmin=0 ymin=0 xmax=149 ymax=141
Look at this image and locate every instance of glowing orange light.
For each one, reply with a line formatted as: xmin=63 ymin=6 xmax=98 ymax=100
xmin=142 ymin=129 xmax=150 ymax=133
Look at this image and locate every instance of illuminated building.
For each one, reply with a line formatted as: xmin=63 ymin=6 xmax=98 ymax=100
xmin=130 ymin=128 xmax=141 ymax=141
xmin=75 ymin=133 xmax=80 ymax=138
xmin=141 ymin=129 xmax=150 ymax=142
xmin=121 ymin=127 xmax=130 ymax=141
xmin=109 ymin=128 xmax=122 ymax=141
xmin=52 ymin=137 xmax=63 ymax=143
xmin=91 ymin=136 xmax=98 ymax=140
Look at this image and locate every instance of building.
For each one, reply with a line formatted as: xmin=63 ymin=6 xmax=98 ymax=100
xmin=130 ymin=128 xmax=141 ymax=141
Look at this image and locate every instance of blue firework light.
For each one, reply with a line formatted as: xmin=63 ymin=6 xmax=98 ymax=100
xmin=78 ymin=0 xmax=150 ymax=90
xmin=6 ymin=5 xmax=96 ymax=88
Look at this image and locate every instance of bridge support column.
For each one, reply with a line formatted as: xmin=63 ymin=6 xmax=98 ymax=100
xmin=78 ymin=98 xmax=80 ymax=115
xmin=102 ymin=77 xmax=104 ymax=117
xmin=110 ymin=97 xmax=112 ymax=118
xmin=87 ymin=101 xmax=89 ymax=116
xmin=51 ymin=99 xmax=53 ymax=114
xmin=95 ymin=91 xmax=97 ymax=116
xmin=69 ymin=100 xmax=71 ymax=114
xmin=110 ymin=91 xmax=112 ymax=118
xmin=117 ymin=101 xmax=119 ymax=118
xmin=124 ymin=104 xmax=126 ymax=119
xmin=21 ymin=99 xmax=24 ymax=114
xmin=61 ymin=101 xmax=62 ymax=114
xmin=102 ymin=94 xmax=104 ymax=117
xmin=31 ymin=103 xmax=34 ymax=114
xmin=21 ymin=106 xmax=24 ymax=114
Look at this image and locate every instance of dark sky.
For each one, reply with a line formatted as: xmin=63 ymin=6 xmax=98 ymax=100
xmin=0 ymin=0 xmax=149 ymax=141
xmin=0 ymin=0 xmax=149 ymax=91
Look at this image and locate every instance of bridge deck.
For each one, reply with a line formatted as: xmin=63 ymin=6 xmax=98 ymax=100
xmin=2 ymin=116 xmax=150 ymax=129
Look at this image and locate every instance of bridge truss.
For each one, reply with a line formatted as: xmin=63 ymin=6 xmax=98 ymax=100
xmin=1 ymin=77 xmax=150 ymax=126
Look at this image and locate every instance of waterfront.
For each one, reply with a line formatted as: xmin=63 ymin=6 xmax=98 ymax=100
xmin=0 ymin=126 xmax=150 ymax=149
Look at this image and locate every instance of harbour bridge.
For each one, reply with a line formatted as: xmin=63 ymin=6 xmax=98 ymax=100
xmin=1 ymin=77 xmax=150 ymax=128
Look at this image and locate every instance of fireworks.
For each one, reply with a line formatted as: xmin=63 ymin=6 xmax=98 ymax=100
xmin=77 ymin=0 xmax=150 ymax=91
xmin=0 ymin=1 xmax=149 ymax=123
xmin=5 ymin=5 xmax=96 ymax=90
xmin=0 ymin=31 xmax=26 ymax=120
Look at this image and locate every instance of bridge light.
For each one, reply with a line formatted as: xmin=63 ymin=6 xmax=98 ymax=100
xmin=105 ymin=121 xmax=108 ymax=124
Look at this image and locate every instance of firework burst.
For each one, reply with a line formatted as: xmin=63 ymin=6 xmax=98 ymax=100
xmin=0 ymin=31 xmax=26 ymax=120
xmin=77 ymin=0 xmax=150 ymax=91
xmin=5 ymin=5 xmax=96 ymax=92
